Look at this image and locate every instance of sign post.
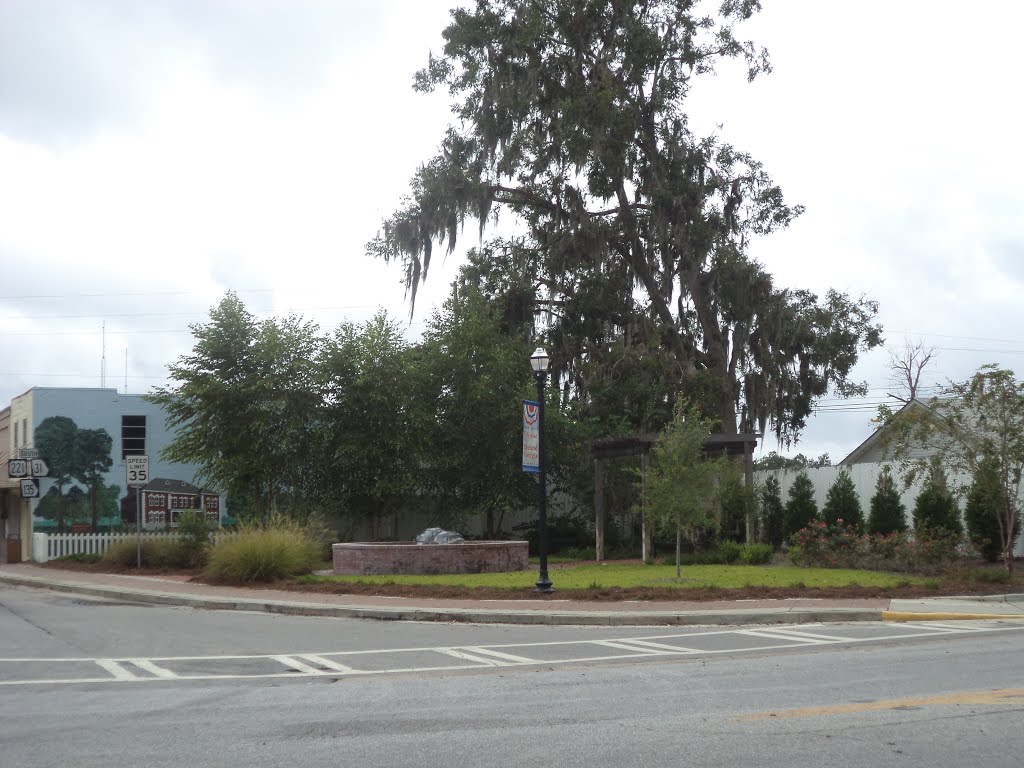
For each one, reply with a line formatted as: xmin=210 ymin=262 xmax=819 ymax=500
xmin=126 ymin=456 xmax=149 ymax=569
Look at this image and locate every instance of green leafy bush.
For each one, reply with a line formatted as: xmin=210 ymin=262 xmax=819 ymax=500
xmin=102 ymin=538 xmax=194 ymax=569
xmin=822 ymin=471 xmax=863 ymax=527
xmin=205 ymin=517 xmax=321 ymax=582
xmin=58 ymin=552 xmax=101 ymax=564
xmin=913 ymin=469 xmax=962 ymax=536
xmin=965 ymin=455 xmax=1021 ymax=563
xmin=784 ymin=472 xmax=818 ymax=539
xmin=789 ymin=520 xmax=961 ymax=575
xmin=759 ymin=476 xmax=785 ymax=548
xmin=714 ymin=540 xmax=742 ymax=564
xmin=867 ymin=468 xmax=908 ymax=535
xmin=739 ymin=543 xmax=774 ymax=565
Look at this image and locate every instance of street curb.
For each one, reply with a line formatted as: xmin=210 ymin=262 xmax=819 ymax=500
xmin=882 ymin=611 xmax=1024 ymax=622
xmin=0 ymin=573 xmax=884 ymax=627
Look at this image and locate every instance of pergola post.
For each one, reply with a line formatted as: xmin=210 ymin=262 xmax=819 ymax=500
xmin=594 ymin=458 xmax=605 ymax=562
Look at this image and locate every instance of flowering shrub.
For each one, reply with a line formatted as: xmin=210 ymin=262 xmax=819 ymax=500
xmin=789 ymin=520 xmax=962 ymax=575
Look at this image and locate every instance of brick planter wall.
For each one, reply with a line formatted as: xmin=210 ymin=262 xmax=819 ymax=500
xmin=332 ymin=541 xmax=529 ymax=575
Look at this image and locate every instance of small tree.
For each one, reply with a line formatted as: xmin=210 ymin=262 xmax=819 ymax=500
xmin=965 ymin=455 xmax=1020 ymax=562
xmin=640 ymin=401 xmax=730 ymax=577
xmin=913 ymin=464 xmax=962 ymax=536
xmin=821 ymin=471 xmax=863 ymax=528
xmin=760 ymin=476 xmax=785 ymax=548
xmin=784 ymin=472 xmax=818 ymax=540
xmin=867 ymin=467 xmax=908 ymax=535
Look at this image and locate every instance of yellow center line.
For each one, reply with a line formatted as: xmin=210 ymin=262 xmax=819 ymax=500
xmin=737 ymin=688 xmax=1024 ymax=721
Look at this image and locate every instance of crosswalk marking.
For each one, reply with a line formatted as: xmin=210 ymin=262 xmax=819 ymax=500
xmin=602 ymin=638 xmax=699 ymax=653
xmin=300 ymin=655 xmax=354 ymax=673
xmin=737 ymin=630 xmax=830 ymax=645
xmin=271 ymin=655 xmax=323 ymax=675
xmin=754 ymin=628 xmax=853 ymax=642
xmin=3 ymin=623 xmax=1020 ymax=687
xmin=898 ymin=622 xmax=974 ymax=633
xmin=590 ymin=639 xmax=675 ymax=654
xmin=436 ymin=648 xmax=516 ymax=666
xmin=129 ymin=659 xmax=179 ymax=679
xmin=461 ymin=646 xmax=537 ymax=664
xmin=95 ymin=660 xmax=137 ymax=680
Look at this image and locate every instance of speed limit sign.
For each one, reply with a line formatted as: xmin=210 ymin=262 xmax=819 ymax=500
xmin=126 ymin=455 xmax=149 ymax=487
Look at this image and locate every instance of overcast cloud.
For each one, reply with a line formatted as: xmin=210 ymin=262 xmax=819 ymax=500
xmin=2 ymin=0 xmax=1022 ymax=463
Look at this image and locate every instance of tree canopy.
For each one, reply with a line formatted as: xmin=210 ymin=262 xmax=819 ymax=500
xmin=371 ymin=0 xmax=882 ymax=442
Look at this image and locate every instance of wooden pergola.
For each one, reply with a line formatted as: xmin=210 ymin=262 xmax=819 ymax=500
xmin=589 ymin=433 xmax=759 ymax=561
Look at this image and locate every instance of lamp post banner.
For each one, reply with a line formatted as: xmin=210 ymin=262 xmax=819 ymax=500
xmin=522 ymin=399 xmax=540 ymax=473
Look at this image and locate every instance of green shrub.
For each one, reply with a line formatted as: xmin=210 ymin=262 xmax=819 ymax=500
xmin=788 ymin=520 xmax=962 ymax=575
xmin=964 ymin=455 xmax=1020 ymax=563
xmin=784 ymin=472 xmax=818 ymax=539
xmin=760 ymin=476 xmax=785 ymax=548
xmin=867 ymin=468 xmax=908 ymax=535
xmin=102 ymin=538 xmax=194 ymax=569
xmin=58 ymin=552 xmax=101 ymax=564
xmin=822 ymin=471 xmax=863 ymax=528
xmin=205 ymin=518 xmax=321 ymax=582
xmin=714 ymin=540 xmax=742 ymax=564
xmin=739 ymin=543 xmax=774 ymax=565
xmin=913 ymin=469 xmax=962 ymax=536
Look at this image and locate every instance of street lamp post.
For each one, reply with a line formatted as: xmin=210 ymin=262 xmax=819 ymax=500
xmin=530 ymin=347 xmax=554 ymax=593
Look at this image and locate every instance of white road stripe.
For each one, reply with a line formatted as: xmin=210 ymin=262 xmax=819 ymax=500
xmin=615 ymin=639 xmax=699 ymax=653
xmin=436 ymin=649 xmax=511 ymax=666
xmin=129 ymin=659 xmax=179 ymax=679
xmin=590 ymin=640 xmax=674 ymax=654
xmin=897 ymin=622 xmax=972 ymax=633
xmin=271 ymin=655 xmax=323 ymax=675
xmin=300 ymin=654 xmax=354 ymax=673
xmin=757 ymin=628 xmax=852 ymax=642
xmin=737 ymin=630 xmax=829 ymax=645
xmin=462 ymin=647 xmax=538 ymax=664
xmin=95 ymin=660 xmax=137 ymax=680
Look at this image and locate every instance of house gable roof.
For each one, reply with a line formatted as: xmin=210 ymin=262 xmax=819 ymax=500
xmin=839 ymin=398 xmax=931 ymax=466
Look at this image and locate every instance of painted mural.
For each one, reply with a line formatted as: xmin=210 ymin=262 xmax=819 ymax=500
xmin=32 ymin=416 xmax=120 ymax=531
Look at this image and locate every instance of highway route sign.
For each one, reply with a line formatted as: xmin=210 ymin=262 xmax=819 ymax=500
xmin=29 ymin=458 xmax=50 ymax=477
xmin=20 ymin=479 xmax=40 ymax=498
xmin=7 ymin=459 xmax=28 ymax=478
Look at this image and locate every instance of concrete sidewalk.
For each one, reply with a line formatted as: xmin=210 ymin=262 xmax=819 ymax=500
xmin=2 ymin=563 xmax=1023 ymax=627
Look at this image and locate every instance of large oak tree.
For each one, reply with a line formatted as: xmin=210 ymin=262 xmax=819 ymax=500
xmin=371 ymin=0 xmax=881 ymax=442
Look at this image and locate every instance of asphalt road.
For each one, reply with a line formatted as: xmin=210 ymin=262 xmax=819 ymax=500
xmin=3 ymin=586 xmax=1024 ymax=767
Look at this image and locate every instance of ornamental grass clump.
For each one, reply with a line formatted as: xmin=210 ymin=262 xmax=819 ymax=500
xmin=205 ymin=516 xmax=322 ymax=582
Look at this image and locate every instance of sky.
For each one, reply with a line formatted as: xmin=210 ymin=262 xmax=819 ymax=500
xmin=2 ymin=0 xmax=1023 ymax=463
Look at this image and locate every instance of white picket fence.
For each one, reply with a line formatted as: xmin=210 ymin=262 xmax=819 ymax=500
xmin=31 ymin=531 xmax=229 ymax=563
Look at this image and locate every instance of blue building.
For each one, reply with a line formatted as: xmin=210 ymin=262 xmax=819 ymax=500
xmin=0 ymin=387 xmax=223 ymax=562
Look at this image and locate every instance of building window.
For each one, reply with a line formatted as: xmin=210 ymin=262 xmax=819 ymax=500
xmin=22 ymin=418 xmax=27 ymax=446
xmin=13 ymin=421 xmax=18 ymax=448
xmin=121 ymin=415 xmax=146 ymax=459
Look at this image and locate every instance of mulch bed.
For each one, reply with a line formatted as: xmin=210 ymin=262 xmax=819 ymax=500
xmin=268 ymin=580 xmax=1021 ymax=603
xmin=35 ymin=559 xmax=1023 ymax=602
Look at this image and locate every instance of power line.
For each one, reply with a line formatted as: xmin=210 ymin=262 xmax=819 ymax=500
xmin=0 ymin=288 xmax=275 ymax=300
xmin=0 ymin=304 xmax=386 ymax=321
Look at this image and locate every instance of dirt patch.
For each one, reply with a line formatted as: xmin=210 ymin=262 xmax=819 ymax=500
xmin=37 ymin=559 xmax=202 ymax=580
xmin=244 ymin=579 xmax=1022 ymax=602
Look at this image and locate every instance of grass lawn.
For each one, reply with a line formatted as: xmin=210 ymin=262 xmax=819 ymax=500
xmin=300 ymin=563 xmax=924 ymax=591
